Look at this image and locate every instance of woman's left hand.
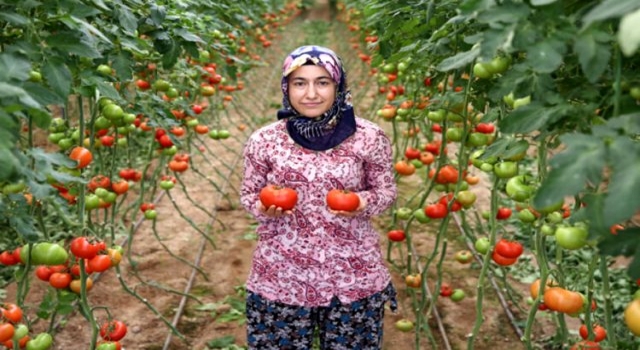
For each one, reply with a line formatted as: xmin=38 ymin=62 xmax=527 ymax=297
xmin=329 ymin=193 xmax=366 ymax=217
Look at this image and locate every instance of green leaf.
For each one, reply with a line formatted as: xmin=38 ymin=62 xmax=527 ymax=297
xmin=526 ymin=38 xmax=565 ymax=73
xmin=42 ymin=59 xmax=72 ymax=98
xmin=0 ymin=53 xmax=31 ymax=82
xmin=150 ymin=4 xmax=167 ymax=26
xmin=436 ymin=46 xmax=480 ymax=72
xmin=116 ymin=5 xmax=138 ymax=34
xmin=96 ymin=81 xmax=122 ymax=101
xmin=598 ymin=227 xmax=640 ymax=279
xmin=45 ymin=32 xmax=102 ymax=58
xmin=499 ymin=103 xmax=572 ymax=134
xmin=606 ymin=113 xmax=640 ymax=134
xmin=73 ymin=16 xmax=112 ymax=44
xmin=0 ymin=82 xmax=40 ymax=108
xmin=531 ymin=0 xmax=557 ymax=5
xmin=618 ymin=8 xmax=640 ymax=57
xmin=23 ymin=83 xmax=65 ymax=106
xmin=582 ymin=0 xmax=640 ymax=27
xmin=9 ymin=216 xmax=39 ymax=241
xmin=574 ymin=29 xmax=611 ymax=83
xmin=206 ymin=335 xmax=236 ymax=349
xmin=0 ymin=149 xmax=18 ymax=181
xmin=603 ymin=138 xmax=640 ymax=226
xmin=174 ymin=29 xmax=204 ymax=43
xmin=0 ymin=12 xmax=29 ymax=25
xmin=477 ymin=3 xmax=529 ymax=24
xmin=533 ymin=134 xmax=605 ymax=208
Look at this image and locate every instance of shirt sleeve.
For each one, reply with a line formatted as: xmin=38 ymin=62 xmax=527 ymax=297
xmin=240 ymin=133 xmax=276 ymax=223
xmin=359 ymin=128 xmax=397 ymax=218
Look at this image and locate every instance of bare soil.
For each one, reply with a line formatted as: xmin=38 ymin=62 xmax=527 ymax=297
xmin=4 ymin=2 xmax=553 ymax=350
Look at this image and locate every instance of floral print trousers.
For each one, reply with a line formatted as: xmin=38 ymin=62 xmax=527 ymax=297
xmin=246 ymin=284 xmax=397 ymax=350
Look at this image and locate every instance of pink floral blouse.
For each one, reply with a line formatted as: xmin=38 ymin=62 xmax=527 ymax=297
xmin=240 ymin=117 xmax=397 ymax=307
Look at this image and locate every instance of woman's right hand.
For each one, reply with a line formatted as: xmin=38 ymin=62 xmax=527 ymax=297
xmin=257 ymin=201 xmax=294 ymax=218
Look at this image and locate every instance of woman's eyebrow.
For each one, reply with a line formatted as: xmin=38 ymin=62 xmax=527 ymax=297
xmin=290 ymin=76 xmax=333 ymax=81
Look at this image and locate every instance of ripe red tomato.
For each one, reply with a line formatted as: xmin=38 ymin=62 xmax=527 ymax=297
xmin=136 ymin=79 xmax=151 ymax=90
xmin=570 ymin=341 xmax=601 ymax=350
xmin=491 ymin=249 xmax=518 ymax=266
xmin=88 ymin=175 xmax=111 ymax=193
xmin=88 ymin=255 xmax=113 ymax=273
xmin=387 ymin=229 xmax=406 ymax=242
xmin=394 ymin=160 xmax=416 ymax=176
xmin=404 ymin=147 xmax=421 ymax=160
xmin=440 ymin=283 xmax=453 ymax=297
xmin=425 ymin=203 xmax=448 ymax=219
xmin=168 ymin=160 xmax=189 ymax=172
xmin=579 ymin=324 xmax=606 ymax=342
xmin=494 ymin=238 xmax=523 ymax=259
xmin=1 ymin=303 xmax=23 ymax=323
xmin=35 ymin=266 xmax=53 ymax=281
xmin=70 ymin=237 xmax=100 ymax=260
xmin=0 ymin=251 xmax=19 ymax=265
xmin=111 ymin=180 xmax=129 ymax=195
xmin=157 ymin=134 xmax=173 ymax=148
xmin=259 ymin=185 xmax=298 ymax=210
xmin=439 ymin=193 xmax=462 ymax=212
xmin=0 ymin=323 xmax=14 ymax=343
xmin=49 ymin=272 xmax=72 ymax=289
xmin=69 ymin=147 xmax=93 ymax=169
xmin=496 ymin=207 xmax=512 ymax=220
xmin=326 ymin=189 xmax=360 ymax=212
xmin=475 ymin=123 xmax=495 ymax=134
xmin=100 ymin=320 xmax=127 ymax=341
xmin=543 ymin=287 xmax=584 ymax=314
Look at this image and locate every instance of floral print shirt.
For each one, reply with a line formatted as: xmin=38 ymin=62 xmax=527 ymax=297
xmin=240 ymin=117 xmax=397 ymax=307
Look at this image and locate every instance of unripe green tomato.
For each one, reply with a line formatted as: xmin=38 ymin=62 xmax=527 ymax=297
xmin=493 ymin=161 xmax=519 ymax=179
xmin=540 ymin=224 xmax=555 ymax=236
xmin=2 ymin=181 xmax=26 ymax=195
xmin=413 ymin=208 xmax=431 ymax=224
xmin=162 ymin=145 xmax=178 ymax=156
xmin=144 ymin=209 xmax=158 ymax=220
xmin=94 ymin=187 xmax=109 ymax=198
xmin=395 ymin=207 xmax=413 ymax=220
xmin=85 ymin=194 xmax=100 ymax=210
xmin=102 ymin=104 xmax=124 ymax=120
xmin=473 ymin=62 xmax=493 ymax=79
xmin=49 ymin=117 xmax=66 ymax=132
xmin=450 ymin=289 xmax=466 ymax=302
xmin=117 ymin=137 xmax=128 ymax=147
xmin=96 ymin=64 xmax=113 ymax=76
xmin=445 ymin=127 xmax=463 ymax=142
xmin=13 ymin=324 xmax=29 ymax=341
xmin=29 ymin=70 xmax=43 ymax=82
xmin=410 ymin=159 xmax=423 ymax=169
xmin=446 ymin=112 xmax=464 ymax=123
xmin=70 ymin=129 xmax=81 ymax=141
xmin=218 ymin=130 xmax=230 ymax=139
xmin=467 ymin=132 xmax=489 ymax=147
xmin=187 ymin=119 xmax=199 ymax=127
xmin=434 ymin=184 xmax=448 ymax=192
xmin=209 ymin=130 xmax=220 ymax=140
xmin=123 ymin=113 xmax=137 ymax=124
xmin=474 ymin=237 xmax=491 ymax=254
xmin=103 ymin=191 xmax=117 ymax=204
xmin=555 ymin=225 xmax=588 ymax=250
xmin=518 ymin=208 xmax=537 ymax=223
xmin=25 ymin=332 xmax=53 ymax=350
xmin=546 ymin=211 xmax=564 ymax=224
xmin=629 ymin=86 xmax=640 ymax=100
xmin=160 ymin=180 xmax=175 ymax=190
xmin=56 ymin=137 xmax=74 ymax=149
xmin=94 ymin=116 xmax=112 ymax=130
xmin=481 ymin=211 xmax=491 ymax=220
xmin=505 ymin=175 xmax=535 ymax=202
xmin=480 ymin=163 xmax=494 ymax=173
xmin=20 ymin=243 xmax=68 ymax=266
xmin=48 ymin=132 xmax=66 ymax=144
xmin=487 ymin=56 xmax=510 ymax=74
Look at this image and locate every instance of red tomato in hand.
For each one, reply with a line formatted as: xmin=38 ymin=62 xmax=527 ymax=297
xmin=259 ymin=185 xmax=298 ymax=210
xmin=326 ymin=189 xmax=360 ymax=212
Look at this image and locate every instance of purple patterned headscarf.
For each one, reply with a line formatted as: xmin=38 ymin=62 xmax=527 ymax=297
xmin=277 ymin=45 xmax=356 ymax=151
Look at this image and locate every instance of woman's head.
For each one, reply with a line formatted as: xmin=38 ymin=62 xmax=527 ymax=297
xmin=280 ymin=45 xmax=348 ymax=119
xmin=277 ymin=45 xmax=356 ymax=149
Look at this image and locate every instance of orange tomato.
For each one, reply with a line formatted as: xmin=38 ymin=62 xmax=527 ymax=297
xmin=69 ymin=147 xmax=93 ymax=169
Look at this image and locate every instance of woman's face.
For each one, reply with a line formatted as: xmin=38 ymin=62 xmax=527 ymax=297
xmin=287 ymin=65 xmax=336 ymax=118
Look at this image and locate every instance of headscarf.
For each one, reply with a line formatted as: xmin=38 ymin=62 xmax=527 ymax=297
xmin=277 ymin=45 xmax=356 ymax=151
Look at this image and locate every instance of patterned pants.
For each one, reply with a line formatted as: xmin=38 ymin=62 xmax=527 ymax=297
xmin=245 ymin=284 xmax=397 ymax=350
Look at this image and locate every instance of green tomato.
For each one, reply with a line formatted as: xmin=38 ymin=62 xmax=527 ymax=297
xmin=513 ymin=96 xmax=531 ymax=109
xmin=450 ymin=289 xmax=466 ymax=302
xmin=153 ymin=79 xmax=171 ymax=91
xmin=103 ymin=191 xmax=117 ymax=204
xmin=144 ymin=209 xmax=158 ymax=220
xmin=455 ymin=190 xmax=476 ymax=208
xmin=29 ymin=70 xmax=43 ymax=82
xmin=467 ymin=132 xmax=489 ymax=147
xmin=166 ymin=88 xmax=179 ymax=98
xmin=410 ymin=159 xmax=423 ymax=169
xmin=540 ymin=224 xmax=555 ymax=236
xmin=546 ymin=211 xmax=564 ymax=224
xmin=47 ymin=132 xmax=66 ymax=144
xmin=96 ymin=343 xmax=118 ymax=350
xmin=123 ymin=113 xmax=137 ymax=124
xmin=94 ymin=188 xmax=109 ymax=199
xmin=517 ymin=208 xmax=537 ymax=223
xmin=505 ymin=175 xmax=535 ymax=202
xmin=85 ymin=194 xmax=100 ymax=210
xmin=474 ymin=237 xmax=491 ymax=254
xmin=102 ymin=104 xmax=124 ymax=120
xmin=3 ymin=181 xmax=26 ymax=195
xmin=96 ymin=64 xmax=112 ymax=76
xmin=13 ymin=324 xmax=29 ymax=341
xmin=473 ymin=62 xmax=493 ymax=79
xmin=413 ymin=208 xmax=431 ymax=224
xmin=49 ymin=117 xmax=66 ymax=133
xmin=555 ymin=225 xmax=588 ymax=250
xmin=487 ymin=56 xmax=510 ymax=74
xmin=445 ymin=127 xmax=464 ymax=142
xmin=162 ymin=145 xmax=178 ymax=156
xmin=480 ymin=163 xmax=494 ymax=173
xmin=160 ymin=180 xmax=175 ymax=190
xmin=117 ymin=137 xmax=128 ymax=147
xmin=630 ymin=87 xmax=640 ymax=100
xmin=20 ymin=243 xmax=68 ymax=266
xmin=394 ymin=319 xmax=414 ymax=332
xmin=94 ymin=116 xmax=112 ymax=130
xmin=427 ymin=109 xmax=446 ymax=123
xmin=218 ymin=130 xmax=230 ymax=139
xmin=25 ymin=332 xmax=53 ymax=350
xmin=395 ymin=207 xmax=413 ymax=220
xmin=493 ymin=161 xmax=519 ymax=179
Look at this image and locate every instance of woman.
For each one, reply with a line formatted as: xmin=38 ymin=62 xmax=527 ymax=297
xmin=240 ymin=45 xmax=397 ymax=350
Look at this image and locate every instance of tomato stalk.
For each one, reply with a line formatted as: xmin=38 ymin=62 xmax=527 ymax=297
xmin=165 ymin=190 xmax=217 ymax=251
xmin=466 ymin=176 xmax=500 ymax=349
xmin=599 ymin=256 xmax=615 ymax=346
xmin=78 ymin=260 xmax=100 ymax=350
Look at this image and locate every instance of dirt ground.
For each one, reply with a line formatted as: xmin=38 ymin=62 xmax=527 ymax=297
xmin=4 ymin=2 xmax=553 ymax=350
